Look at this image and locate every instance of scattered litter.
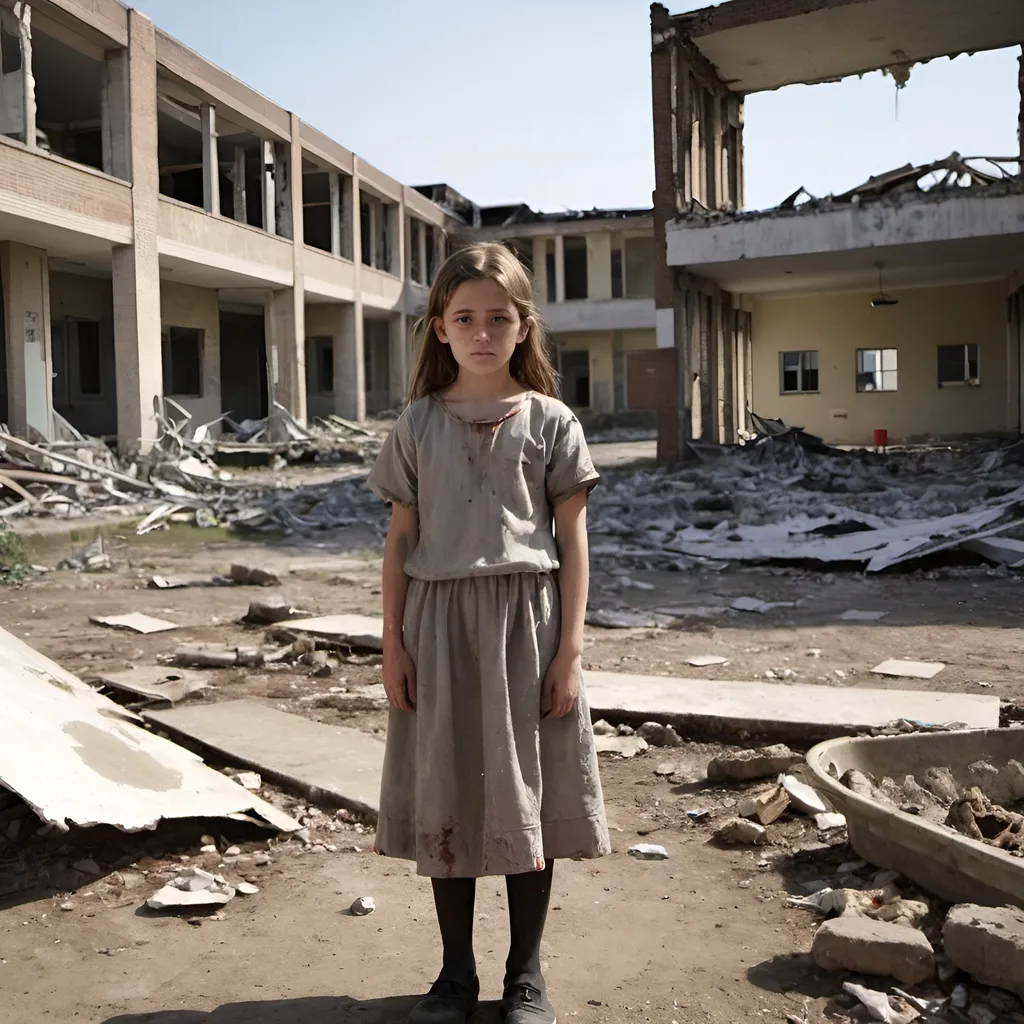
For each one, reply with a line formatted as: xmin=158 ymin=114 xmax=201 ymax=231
xmin=815 ymin=812 xmax=848 ymax=831
xmin=685 ymin=654 xmax=729 ymax=667
xmin=781 ymin=775 xmax=830 ymax=816
xmin=628 ymin=844 xmax=669 ymax=860
xmin=171 ymin=643 xmax=264 ymax=669
xmin=731 ymin=596 xmax=797 ymax=615
xmin=842 ymin=982 xmax=919 ymax=1024
xmin=90 ymin=613 xmax=179 ymax=635
xmin=686 ymin=809 xmax=711 ymax=823
xmin=278 ymin=615 xmax=384 ymax=652
xmin=715 ymin=819 xmax=768 ymax=846
xmin=586 ymin=609 xmax=671 ymax=629
xmin=871 ymin=660 xmax=945 ymax=680
xmin=786 ymin=888 xmax=847 ymax=914
xmin=147 ymin=868 xmax=236 ymax=910
xmin=57 ymin=539 xmax=112 ymax=573
xmin=149 ymin=575 xmax=189 ymax=590
xmin=841 ymin=610 xmax=889 ymax=622
xmin=739 ymin=785 xmax=790 ymax=825
xmin=350 ymin=896 xmax=376 ymax=916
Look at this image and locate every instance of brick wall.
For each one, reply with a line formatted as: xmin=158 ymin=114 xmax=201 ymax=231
xmin=628 ymin=347 xmax=679 ymax=462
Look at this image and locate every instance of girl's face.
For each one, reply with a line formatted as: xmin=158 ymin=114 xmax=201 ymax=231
xmin=434 ymin=278 xmax=529 ymax=379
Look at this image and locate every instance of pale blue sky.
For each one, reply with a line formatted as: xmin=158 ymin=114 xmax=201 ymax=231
xmin=131 ymin=0 xmax=1021 ymax=213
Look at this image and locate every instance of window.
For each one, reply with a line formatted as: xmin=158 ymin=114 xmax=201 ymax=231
xmin=425 ymin=225 xmax=438 ymax=282
xmin=545 ymin=240 xmax=556 ymax=303
xmin=306 ymin=336 xmax=334 ymax=395
xmin=938 ymin=344 xmax=980 ymax=387
xmin=611 ymin=247 xmax=623 ymax=299
xmin=77 ymin=322 xmax=102 ymax=396
xmin=410 ymin=219 xmax=423 ymax=283
xmin=856 ymin=348 xmax=898 ymax=392
xmin=624 ymin=236 xmax=655 ymax=299
xmin=563 ymin=235 xmax=588 ymax=300
xmin=780 ymin=350 xmax=818 ymax=393
xmin=161 ymin=326 xmax=203 ymax=397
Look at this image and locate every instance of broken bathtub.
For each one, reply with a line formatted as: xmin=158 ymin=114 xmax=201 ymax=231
xmin=806 ymin=729 xmax=1024 ymax=909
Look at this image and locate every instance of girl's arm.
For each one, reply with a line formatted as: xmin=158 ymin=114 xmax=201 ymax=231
xmin=543 ymin=488 xmax=590 ymax=718
xmin=382 ymin=503 xmax=419 ymax=712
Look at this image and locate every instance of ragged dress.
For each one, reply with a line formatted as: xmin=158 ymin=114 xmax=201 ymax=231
xmin=366 ymin=391 xmax=611 ymax=879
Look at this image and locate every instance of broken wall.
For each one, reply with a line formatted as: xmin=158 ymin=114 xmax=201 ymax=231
xmin=751 ymin=280 xmax=1012 ymax=445
xmin=160 ymin=281 xmax=221 ymax=430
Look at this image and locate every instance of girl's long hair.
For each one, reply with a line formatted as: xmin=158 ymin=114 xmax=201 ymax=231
xmin=407 ymin=242 xmax=558 ymax=402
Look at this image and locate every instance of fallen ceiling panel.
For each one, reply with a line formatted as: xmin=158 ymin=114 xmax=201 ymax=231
xmin=0 ymin=626 xmax=299 ymax=833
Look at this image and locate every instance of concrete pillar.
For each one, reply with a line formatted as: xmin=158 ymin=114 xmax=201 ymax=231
xmin=611 ymin=330 xmax=626 ymax=412
xmin=392 ymin=196 xmax=405 ymax=278
xmin=261 ymin=139 xmax=276 ymax=235
xmin=112 ymin=10 xmax=162 ymax=451
xmin=389 ymin=313 xmax=407 ymax=405
xmin=340 ymin=173 xmax=354 ymax=261
xmin=433 ymin=224 xmax=445 ymax=280
xmin=274 ymin=140 xmax=292 ymax=241
xmin=101 ymin=48 xmax=130 ymax=179
xmin=673 ymin=279 xmax=691 ymax=460
xmin=587 ymin=233 xmax=612 ymax=301
xmin=335 ymin=302 xmax=365 ymax=421
xmin=0 ymin=242 xmax=52 ymax=440
xmin=417 ymin=223 xmax=429 ymax=286
xmin=554 ymin=235 xmax=566 ymax=304
xmin=367 ymin=201 xmax=379 ymax=268
xmin=12 ymin=3 xmax=35 ymax=148
xmin=201 ymin=103 xmax=219 ymax=215
xmin=532 ymin=237 xmax=546 ymax=299
xmin=232 ymin=147 xmax=247 ymax=223
xmin=329 ymin=171 xmax=342 ymax=258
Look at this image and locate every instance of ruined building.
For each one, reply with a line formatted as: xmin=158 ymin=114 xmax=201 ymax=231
xmin=0 ymin=0 xmax=448 ymax=449
xmin=651 ymin=0 xmax=1024 ymax=459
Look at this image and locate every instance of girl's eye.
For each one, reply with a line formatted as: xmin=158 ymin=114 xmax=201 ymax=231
xmin=493 ymin=316 xmax=509 ymax=324
xmin=455 ymin=316 xmax=471 ymax=325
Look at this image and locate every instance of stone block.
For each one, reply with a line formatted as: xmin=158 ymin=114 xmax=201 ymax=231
xmin=943 ymin=904 xmax=1024 ymax=998
xmin=707 ymin=744 xmax=802 ymax=781
xmin=812 ymin=916 xmax=935 ymax=985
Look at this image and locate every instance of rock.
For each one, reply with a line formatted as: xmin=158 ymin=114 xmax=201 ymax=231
xmin=943 ymin=904 xmax=1024 ymax=997
xmin=654 ymin=762 xmax=677 ymax=777
xmin=715 ymin=818 xmax=767 ymax=846
xmin=350 ymin=896 xmax=376 ymax=916
xmin=921 ymin=766 xmax=960 ymax=804
xmin=60 ymin=901 xmax=75 ymax=912
xmin=200 ymin=844 xmax=217 ymax=854
xmin=72 ymin=859 xmax=101 ymax=876
xmin=147 ymin=868 xmax=236 ymax=911
xmin=244 ymin=598 xmax=300 ymax=625
xmin=707 ymin=744 xmax=803 ymax=782
xmin=229 ymin=564 xmax=280 ymax=587
xmin=812 ymin=916 xmax=935 ymax=985
xmin=636 ymin=722 xmax=681 ymax=748
xmin=945 ymin=788 xmax=1024 ymax=851
xmin=252 ymin=853 xmax=272 ymax=867
xmin=236 ymin=883 xmax=260 ymax=896
xmin=616 ymin=724 xmax=635 ymax=737
xmin=592 ymin=720 xmax=616 ymax=737
xmin=628 ymin=844 xmax=669 ymax=860
xmin=234 ymin=771 xmax=262 ymax=791
xmin=969 ymin=1007 xmax=998 ymax=1024
xmin=224 ymin=846 xmax=241 ymax=857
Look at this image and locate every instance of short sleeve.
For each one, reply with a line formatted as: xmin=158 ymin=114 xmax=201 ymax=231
xmin=367 ymin=410 xmax=418 ymax=507
xmin=546 ymin=412 xmax=600 ymax=506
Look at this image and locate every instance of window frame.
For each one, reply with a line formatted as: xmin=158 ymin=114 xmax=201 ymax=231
xmin=855 ymin=347 xmax=898 ymax=393
xmin=161 ymin=325 xmax=204 ymax=399
xmin=779 ymin=349 xmax=819 ymax=394
xmin=937 ymin=343 xmax=980 ymax=387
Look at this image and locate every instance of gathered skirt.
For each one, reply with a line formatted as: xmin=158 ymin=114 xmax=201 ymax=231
xmin=374 ymin=572 xmax=611 ymax=878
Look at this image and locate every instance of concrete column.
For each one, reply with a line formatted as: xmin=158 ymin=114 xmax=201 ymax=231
xmin=532 ymin=237 xmax=546 ymax=299
xmin=261 ymin=139 xmax=276 ymax=235
xmin=433 ymin=224 xmax=445 ymax=280
xmin=274 ymin=140 xmax=292 ymax=241
xmin=389 ymin=313 xmax=408 ymax=405
xmin=367 ymin=201 xmax=379 ymax=268
xmin=335 ymin=302 xmax=365 ymax=421
xmin=112 ymin=10 xmax=162 ymax=451
xmin=200 ymin=103 xmax=219 ymax=215
xmin=1007 ymin=283 xmax=1022 ymax=434
xmin=101 ymin=48 xmax=130 ymax=179
xmin=554 ymin=235 xmax=566 ymax=304
xmin=0 ymin=242 xmax=52 ymax=440
xmin=329 ymin=172 xmax=342 ymax=258
xmin=340 ymin=173 xmax=354 ymax=261
xmin=14 ymin=3 xmax=34 ymax=148
xmin=673 ymin=279 xmax=691 ymax=460
xmin=392 ymin=197 xmax=405 ymax=278
xmin=232 ymin=147 xmax=247 ymax=223
xmin=587 ymin=233 xmax=612 ymax=301
xmin=417 ymin=223 xmax=429 ymax=286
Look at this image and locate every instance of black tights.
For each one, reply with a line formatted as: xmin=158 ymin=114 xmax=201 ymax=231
xmin=431 ymin=860 xmax=554 ymax=990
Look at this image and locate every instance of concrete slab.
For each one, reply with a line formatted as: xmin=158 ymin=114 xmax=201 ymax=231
xmin=584 ymin=671 xmax=999 ymax=744
xmin=146 ymin=701 xmax=384 ymax=817
xmin=283 ymin=614 xmax=383 ymax=651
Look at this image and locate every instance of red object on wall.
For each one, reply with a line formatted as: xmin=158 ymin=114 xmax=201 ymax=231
xmin=873 ymin=429 xmax=888 ymax=448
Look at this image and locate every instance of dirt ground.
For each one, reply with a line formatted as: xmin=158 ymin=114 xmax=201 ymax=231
xmin=1 ymin=446 xmax=1022 ymax=1022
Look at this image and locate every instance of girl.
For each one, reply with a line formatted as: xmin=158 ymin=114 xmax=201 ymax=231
xmin=367 ymin=241 xmax=610 ymax=1024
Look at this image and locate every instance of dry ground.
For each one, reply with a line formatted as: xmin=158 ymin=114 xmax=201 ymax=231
xmin=1 ymin=449 xmax=1022 ymax=1023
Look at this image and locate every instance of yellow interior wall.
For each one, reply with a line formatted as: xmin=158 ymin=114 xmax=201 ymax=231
xmin=751 ymin=281 xmax=1012 ymax=444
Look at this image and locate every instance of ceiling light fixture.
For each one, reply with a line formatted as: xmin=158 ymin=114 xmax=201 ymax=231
xmin=871 ymin=262 xmax=898 ymax=307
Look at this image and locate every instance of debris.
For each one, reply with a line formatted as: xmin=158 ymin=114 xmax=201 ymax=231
xmin=228 ymin=564 xmax=280 ymax=587
xmin=707 ymin=745 xmax=803 ymax=782
xmin=234 ymin=771 xmax=262 ymax=791
xmin=88 ymin=667 xmax=208 ymax=704
xmin=815 ymin=812 xmax=847 ymax=831
xmin=90 ymin=613 xmax=179 ymax=635
xmin=714 ymin=819 xmax=767 ymax=846
xmin=243 ymin=598 xmax=305 ymax=625
xmin=871 ymin=660 xmax=945 ymax=680
xmin=592 ymin=720 xmax=616 ymax=737
xmin=57 ymin=538 xmax=112 ymax=573
xmin=739 ymin=785 xmax=790 ymax=825
xmin=654 ymin=763 xmax=677 ymax=777
xmin=685 ymin=654 xmax=729 ymax=667
xmin=586 ymin=609 xmax=671 ymax=629
xmin=731 ymin=596 xmax=796 ymax=614
xmin=171 ymin=643 xmax=264 ymax=669
xmin=842 ymin=981 xmax=919 ymax=1024
xmin=350 ymin=896 xmax=376 ymax=916
xmin=147 ymin=868 xmax=236 ymax=910
xmin=148 ymin=575 xmax=189 ymax=590
xmin=594 ymin=734 xmax=648 ymax=758
xmin=962 ymin=536 xmax=1024 ymax=568
xmin=841 ymin=610 xmax=889 ymax=621
xmin=945 ymin=787 xmax=1024 ymax=852
xmin=813 ymin=916 xmax=935 ymax=985
xmin=636 ymin=722 xmax=681 ymax=748
xmin=786 ymin=888 xmax=848 ymax=914
xmin=277 ymin=615 xmax=384 ymax=652
xmin=628 ymin=844 xmax=669 ymax=860
xmin=0 ymin=625 xmax=300 ymax=833
xmin=780 ymin=775 xmax=830 ymax=816
xmin=236 ymin=883 xmax=260 ymax=896
xmin=686 ymin=809 xmax=711 ymax=823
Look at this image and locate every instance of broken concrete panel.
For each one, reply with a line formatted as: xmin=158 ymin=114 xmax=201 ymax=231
xmin=707 ymin=744 xmax=803 ymax=782
xmin=963 ymin=537 xmax=1024 ymax=568
xmin=283 ymin=614 xmax=384 ymax=651
xmin=943 ymin=904 xmax=1024 ymax=998
xmin=0 ymin=626 xmax=299 ymax=833
xmin=90 ymin=613 xmax=179 ymax=634
xmin=871 ymin=660 xmax=945 ymax=680
xmin=593 ymin=734 xmax=648 ymax=758
xmin=89 ymin=666 xmax=208 ymax=704
xmin=812 ymin=916 xmax=935 ymax=985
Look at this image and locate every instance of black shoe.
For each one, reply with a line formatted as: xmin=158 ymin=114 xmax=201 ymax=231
xmin=500 ymin=982 xmax=556 ymax=1024
xmin=408 ymin=977 xmax=480 ymax=1024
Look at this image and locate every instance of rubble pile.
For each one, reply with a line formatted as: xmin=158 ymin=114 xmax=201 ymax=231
xmin=589 ymin=426 xmax=1024 ymax=572
xmin=840 ymin=758 xmax=1024 ymax=856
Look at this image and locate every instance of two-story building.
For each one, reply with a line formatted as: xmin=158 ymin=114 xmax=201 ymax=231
xmin=650 ymin=0 xmax=1024 ymax=460
xmin=0 ymin=0 xmax=447 ymax=450
xmin=417 ymin=184 xmax=660 ymax=418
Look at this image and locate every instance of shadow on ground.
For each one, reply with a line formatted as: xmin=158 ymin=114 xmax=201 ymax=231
xmin=105 ymin=997 xmax=504 ymax=1024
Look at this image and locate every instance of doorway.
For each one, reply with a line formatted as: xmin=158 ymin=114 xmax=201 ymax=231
xmin=561 ymin=350 xmax=591 ymax=408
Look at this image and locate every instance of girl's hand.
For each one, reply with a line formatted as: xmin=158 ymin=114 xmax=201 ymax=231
xmin=383 ymin=644 xmax=417 ymax=713
xmin=541 ymin=650 xmax=580 ymax=720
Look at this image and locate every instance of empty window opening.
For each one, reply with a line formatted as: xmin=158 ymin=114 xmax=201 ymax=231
xmin=410 ymin=219 xmax=423 ymax=283
xmin=359 ymin=193 xmax=396 ymax=272
xmin=545 ymin=240 xmax=556 ymax=302
xmin=50 ymin=312 xmax=117 ymax=438
xmin=220 ymin=310 xmax=267 ymax=423
xmin=505 ymin=238 xmax=534 ymax=277
xmin=624 ymin=236 xmax=655 ymax=299
xmin=856 ymin=348 xmax=898 ymax=392
xmin=162 ymin=326 xmax=203 ymax=397
xmin=560 ymin=350 xmax=591 ymax=407
xmin=306 ymin=336 xmax=334 ymax=394
xmin=611 ymin=245 xmax=624 ymax=299
xmin=563 ymin=236 xmax=588 ymax=301
xmin=220 ymin=132 xmax=270 ymax=230
xmin=937 ymin=343 xmax=980 ymax=387
xmin=303 ymin=166 xmax=333 ymax=255
xmin=425 ymin=224 xmax=438 ymax=282
xmin=158 ymin=91 xmax=204 ymax=209
xmin=780 ymin=350 xmax=818 ymax=393
xmin=364 ymin=317 xmax=391 ymax=414
xmin=30 ymin=22 xmax=104 ymax=170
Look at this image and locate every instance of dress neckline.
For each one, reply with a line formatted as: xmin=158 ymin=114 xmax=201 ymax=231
xmin=431 ymin=391 xmax=534 ymax=427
